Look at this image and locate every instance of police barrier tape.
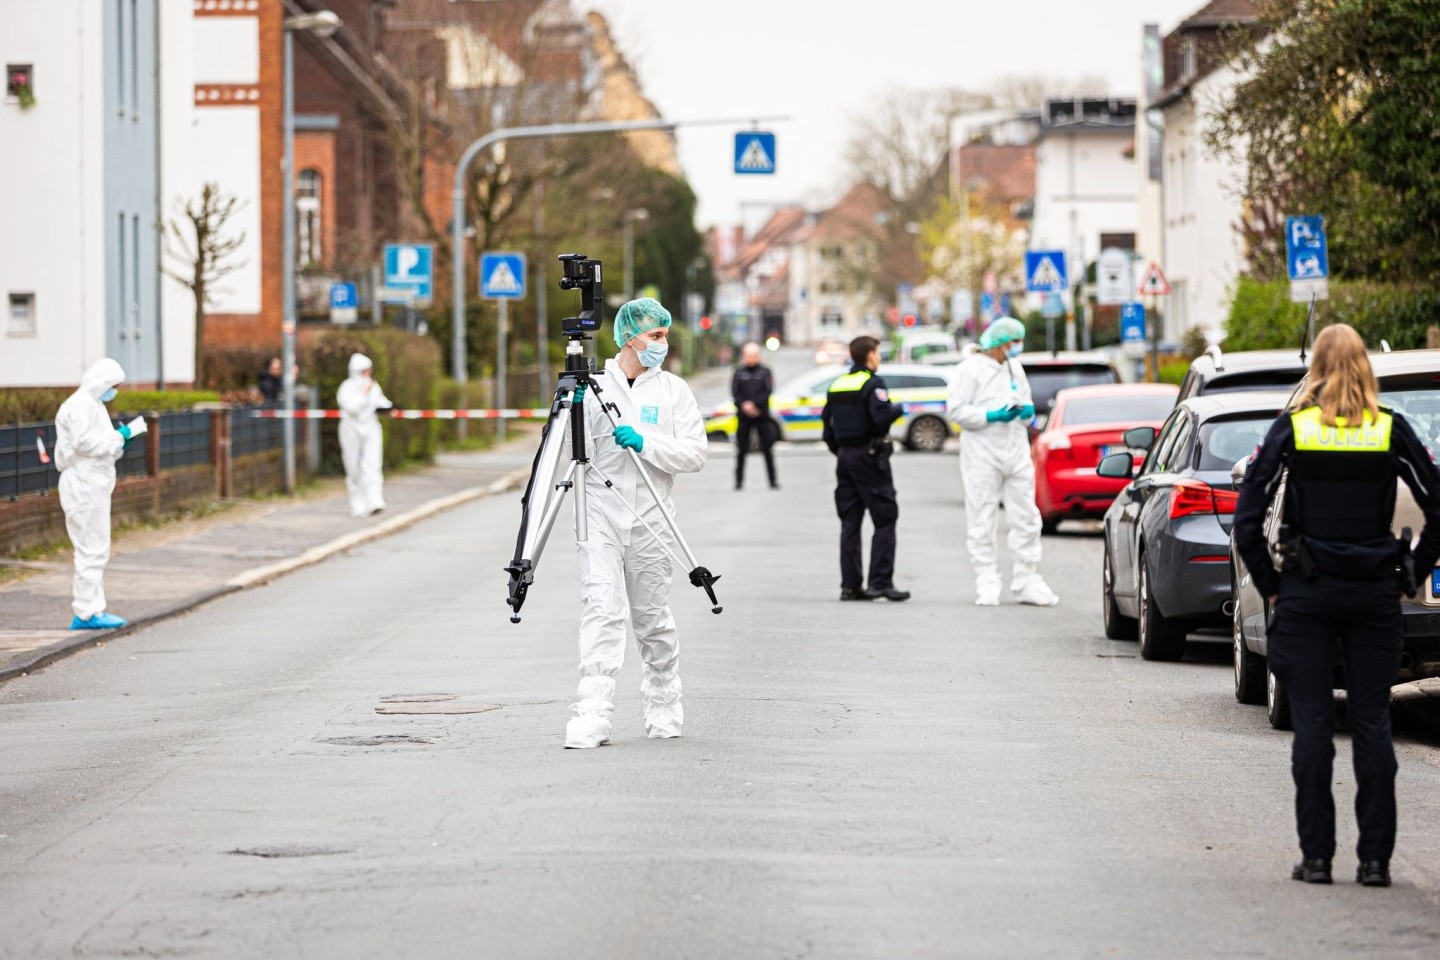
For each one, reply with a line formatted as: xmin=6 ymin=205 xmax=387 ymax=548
xmin=249 ymin=408 xmax=551 ymax=420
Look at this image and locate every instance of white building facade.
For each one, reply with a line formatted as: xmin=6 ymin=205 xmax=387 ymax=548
xmin=1029 ymin=99 xmax=1140 ymax=305
xmin=0 ymin=0 xmax=199 ymax=388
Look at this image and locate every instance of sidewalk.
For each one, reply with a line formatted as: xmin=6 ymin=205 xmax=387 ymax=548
xmin=0 ymin=432 xmax=542 ymax=682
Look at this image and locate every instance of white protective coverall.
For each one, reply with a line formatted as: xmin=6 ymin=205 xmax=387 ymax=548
xmin=54 ymin=359 xmax=127 ymax=619
xmin=336 ymin=353 xmax=391 ymax=517
xmin=565 ymin=358 xmax=707 ymax=747
xmin=948 ymin=353 xmax=1050 ymax=602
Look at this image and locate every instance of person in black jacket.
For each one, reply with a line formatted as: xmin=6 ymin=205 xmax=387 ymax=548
xmin=1233 ymin=323 xmax=1440 ymax=888
xmin=822 ymin=335 xmax=909 ymax=602
xmin=731 ymin=342 xmax=778 ymax=490
xmin=258 ymin=356 xmax=283 ymax=403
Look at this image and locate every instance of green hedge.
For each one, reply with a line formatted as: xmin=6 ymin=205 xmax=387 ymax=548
xmin=1 ymin=388 xmax=220 ymax=423
xmin=1225 ymin=277 xmax=1440 ymax=351
xmin=301 ymin=328 xmax=444 ymax=471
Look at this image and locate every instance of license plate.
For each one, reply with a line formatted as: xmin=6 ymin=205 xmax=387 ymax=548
xmin=1100 ymin=444 xmax=1125 ymax=458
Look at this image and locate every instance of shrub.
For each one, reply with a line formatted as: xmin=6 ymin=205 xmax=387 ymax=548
xmin=301 ymin=328 xmax=444 ymax=470
xmin=1225 ymin=277 xmax=1440 ymax=351
xmin=1 ymin=388 xmax=219 ymax=423
xmin=204 ymin=345 xmax=278 ymax=392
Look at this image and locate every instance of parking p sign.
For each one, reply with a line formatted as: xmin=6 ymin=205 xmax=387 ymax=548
xmin=1286 ymin=215 xmax=1329 ymax=303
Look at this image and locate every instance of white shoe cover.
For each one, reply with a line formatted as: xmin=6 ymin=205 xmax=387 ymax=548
xmin=565 ymin=675 xmax=616 ymax=749
xmin=564 ymin=714 xmax=612 ymax=748
xmin=642 ymin=674 xmax=683 ymax=739
xmin=975 ymin=582 xmax=1000 ymax=606
xmin=1012 ymin=579 xmax=1059 ymax=607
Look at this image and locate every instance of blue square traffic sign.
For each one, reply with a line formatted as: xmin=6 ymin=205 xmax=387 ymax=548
xmin=383 ymin=243 xmax=433 ymax=305
xmin=1286 ymin=216 xmax=1328 ymax=281
xmin=329 ymin=282 xmax=357 ymax=310
xmin=734 ymin=132 xmax=776 ymax=175
xmin=1025 ymin=250 xmax=1068 ymax=292
xmin=1120 ymin=302 xmax=1146 ymax=343
xmin=480 ymin=251 xmax=527 ymax=300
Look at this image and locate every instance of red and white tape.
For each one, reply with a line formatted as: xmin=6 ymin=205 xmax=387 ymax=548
xmin=250 ymin=408 xmax=551 ymax=420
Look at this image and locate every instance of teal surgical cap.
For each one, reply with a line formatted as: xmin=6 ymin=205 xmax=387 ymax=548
xmin=613 ymin=297 xmax=672 ymax=347
xmin=979 ymin=317 xmax=1027 ymax=350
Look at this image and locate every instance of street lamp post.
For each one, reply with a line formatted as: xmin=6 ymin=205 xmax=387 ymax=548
xmin=281 ymin=10 xmax=342 ymax=494
xmin=623 ymin=208 xmax=649 ymax=302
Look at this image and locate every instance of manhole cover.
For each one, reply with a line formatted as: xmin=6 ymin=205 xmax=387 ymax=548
xmin=378 ymin=693 xmax=457 ymax=703
xmin=228 ymin=845 xmax=350 ymax=859
xmin=322 ymin=734 xmax=433 ymax=746
xmin=374 ymin=702 xmax=501 ymax=715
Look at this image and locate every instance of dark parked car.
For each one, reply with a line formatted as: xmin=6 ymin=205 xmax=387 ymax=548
xmin=1230 ymin=349 xmax=1440 ymax=729
xmin=1175 ymin=347 xmax=1309 ymax=402
xmin=1098 ymin=392 xmax=1290 ymax=661
xmin=1020 ymin=352 xmax=1121 ymax=430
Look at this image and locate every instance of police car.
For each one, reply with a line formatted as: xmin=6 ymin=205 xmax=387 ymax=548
xmin=704 ymin=363 xmax=960 ymax=452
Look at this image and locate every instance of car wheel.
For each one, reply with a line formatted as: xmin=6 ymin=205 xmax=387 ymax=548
xmin=1266 ymin=666 xmax=1292 ymax=730
xmin=907 ymin=415 xmax=948 ymax=452
xmin=1138 ymin=555 xmax=1187 ymax=661
xmin=1103 ymin=540 xmax=1137 ymax=641
xmin=1233 ymin=587 xmax=1267 ymax=705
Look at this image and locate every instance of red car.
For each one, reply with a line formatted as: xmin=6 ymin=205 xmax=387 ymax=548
xmin=1033 ymin=383 xmax=1179 ymax=533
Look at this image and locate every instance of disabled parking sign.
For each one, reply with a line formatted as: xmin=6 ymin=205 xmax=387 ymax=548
xmin=1286 ymin=215 xmax=1329 ymax=302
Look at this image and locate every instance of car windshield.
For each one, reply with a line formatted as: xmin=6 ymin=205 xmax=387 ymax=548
xmin=1062 ymin=394 xmax=1176 ymax=427
xmin=1025 ymin=365 xmax=1118 ymax=410
xmin=1380 ymin=378 xmax=1440 ymax=459
xmin=908 ymin=342 xmax=952 ymax=361
xmin=1197 ymin=415 xmax=1278 ymax=471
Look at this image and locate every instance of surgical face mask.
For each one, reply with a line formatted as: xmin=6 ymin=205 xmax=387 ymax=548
xmin=1005 ymin=343 xmax=1024 ymax=360
xmin=100 ymin=388 xmax=118 ymax=402
xmin=635 ymin=339 xmax=669 ymax=368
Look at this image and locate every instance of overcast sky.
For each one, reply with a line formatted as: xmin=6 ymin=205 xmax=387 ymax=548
xmin=588 ymin=0 xmax=1208 ymax=228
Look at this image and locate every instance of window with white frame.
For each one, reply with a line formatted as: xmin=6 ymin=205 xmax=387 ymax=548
xmin=296 ymin=168 xmax=322 ymax=268
xmin=8 ymin=292 xmax=36 ymax=336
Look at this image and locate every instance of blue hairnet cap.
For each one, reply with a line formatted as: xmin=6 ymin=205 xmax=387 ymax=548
xmin=614 ymin=297 xmax=672 ymax=347
xmin=979 ymin=317 xmax=1027 ymax=350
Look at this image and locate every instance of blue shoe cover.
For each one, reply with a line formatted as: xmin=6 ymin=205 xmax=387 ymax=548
xmin=70 ymin=612 xmax=128 ymax=630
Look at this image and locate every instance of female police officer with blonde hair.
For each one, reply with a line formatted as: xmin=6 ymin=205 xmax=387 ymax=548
xmin=1233 ymin=323 xmax=1440 ymax=887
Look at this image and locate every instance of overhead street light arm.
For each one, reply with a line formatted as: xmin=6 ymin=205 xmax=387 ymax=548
xmin=449 ymin=115 xmax=790 ymax=383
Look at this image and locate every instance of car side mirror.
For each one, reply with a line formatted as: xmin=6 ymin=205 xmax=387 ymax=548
xmin=1231 ymin=456 xmax=1249 ymax=484
xmin=1097 ymin=452 xmax=1135 ymax=479
xmin=1123 ymin=426 xmax=1157 ymax=450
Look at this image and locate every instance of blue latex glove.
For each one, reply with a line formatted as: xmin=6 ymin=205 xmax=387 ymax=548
xmin=117 ymin=424 xmax=132 ymax=441
xmin=572 ymin=384 xmax=587 ymax=404
xmin=985 ymin=407 xmax=1018 ymax=423
xmin=613 ymin=424 xmax=644 ymax=452
xmin=1019 ymin=403 xmax=1036 ymax=419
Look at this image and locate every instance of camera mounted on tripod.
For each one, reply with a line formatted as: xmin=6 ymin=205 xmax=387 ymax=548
xmin=557 ymin=253 xmax=603 ymax=336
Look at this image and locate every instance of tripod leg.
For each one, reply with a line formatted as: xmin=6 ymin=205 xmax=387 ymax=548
xmin=530 ymin=460 xmax=578 ymax=569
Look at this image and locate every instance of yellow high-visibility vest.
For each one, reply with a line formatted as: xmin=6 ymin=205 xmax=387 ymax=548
xmin=828 ymin=370 xmax=872 ymax=394
xmin=1290 ymin=406 xmax=1392 ymax=452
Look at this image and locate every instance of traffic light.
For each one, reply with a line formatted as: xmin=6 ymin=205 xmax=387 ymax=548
xmin=699 ymin=315 xmax=713 ymax=331
xmin=903 ymin=314 xmax=917 ymax=327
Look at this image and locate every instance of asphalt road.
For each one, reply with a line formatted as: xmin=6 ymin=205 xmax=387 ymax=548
xmin=4 ymin=436 xmax=1440 ymax=958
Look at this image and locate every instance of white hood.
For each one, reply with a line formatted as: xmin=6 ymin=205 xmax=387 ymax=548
xmin=81 ymin=358 xmax=125 ymax=400
xmin=348 ymin=353 xmax=373 ymax=377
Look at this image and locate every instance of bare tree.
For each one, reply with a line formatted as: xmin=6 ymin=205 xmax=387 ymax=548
xmin=988 ymin=72 xmax=1109 ymax=110
xmin=162 ymin=183 xmax=246 ymax=387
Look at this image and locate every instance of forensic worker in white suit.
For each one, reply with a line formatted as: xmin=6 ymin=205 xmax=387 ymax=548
xmin=564 ymin=298 xmax=708 ymax=749
xmin=55 ymin=358 xmax=135 ymax=630
xmin=948 ymin=317 xmax=1058 ymax=608
xmin=337 ymin=353 xmax=391 ymax=518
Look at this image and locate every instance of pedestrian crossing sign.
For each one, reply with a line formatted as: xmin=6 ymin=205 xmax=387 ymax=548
xmin=1025 ymin=250 xmax=1068 ymax=293
xmin=734 ymin=132 xmax=776 ymax=175
xmin=480 ymin=251 xmax=527 ymax=300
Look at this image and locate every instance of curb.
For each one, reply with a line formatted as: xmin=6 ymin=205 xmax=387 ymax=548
xmin=0 ymin=467 xmax=530 ymax=685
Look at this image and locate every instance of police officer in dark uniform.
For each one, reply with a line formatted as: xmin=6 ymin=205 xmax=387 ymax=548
xmin=1234 ymin=323 xmax=1440 ymax=888
xmin=822 ymin=335 xmax=910 ymax=602
xmin=731 ymin=342 xmax=779 ymax=490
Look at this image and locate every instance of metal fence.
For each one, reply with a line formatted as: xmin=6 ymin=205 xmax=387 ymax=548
xmin=2 ymin=407 xmax=286 ymax=501
xmin=230 ymin=406 xmax=285 ymax=459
